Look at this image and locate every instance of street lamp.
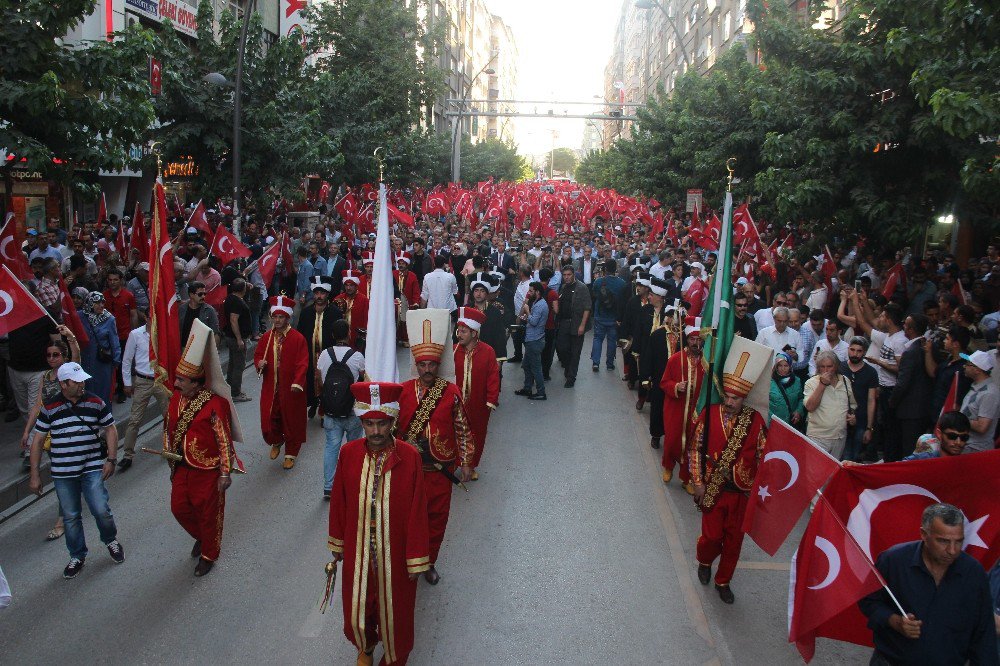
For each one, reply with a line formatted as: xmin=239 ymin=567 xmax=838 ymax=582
xmin=204 ymin=0 xmax=258 ymax=240
xmin=635 ymin=0 xmax=691 ymax=69
xmin=451 ymin=56 xmax=497 ymax=184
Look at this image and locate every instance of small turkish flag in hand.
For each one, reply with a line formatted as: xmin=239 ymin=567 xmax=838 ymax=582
xmin=0 ymin=265 xmax=51 ymax=337
xmin=186 ymin=200 xmax=212 ymax=236
xmin=789 ymin=495 xmax=885 ymax=663
xmin=210 ymin=225 xmax=251 ymax=264
xmin=742 ymin=417 xmax=842 ymax=556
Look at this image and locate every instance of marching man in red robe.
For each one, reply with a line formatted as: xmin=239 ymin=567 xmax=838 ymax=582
xmin=689 ymin=339 xmax=770 ymax=604
xmin=453 ymin=307 xmax=500 ymax=481
xmin=394 ymin=252 xmax=421 ymax=346
xmin=659 ymin=321 xmax=705 ymax=492
xmin=163 ymin=319 xmax=244 ymax=577
xmin=328 ymin=382 xmax=430 ymax=666
xmin=396 ymin=308 xmax=474 ymax=585
xmin=254 ymin=295 xmax=308 ymax=469
xmin=334 ymin=270 xmax=369 ymax=350
xmin=357 ymin=251 xmax=376 ymax=298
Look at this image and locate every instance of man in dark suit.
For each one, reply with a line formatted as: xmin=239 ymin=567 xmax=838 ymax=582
xmin=296 ymin=276 xmax=344 ymax=418
xmin=886 ymin=313 xmax=934 ymax=461
xmin=489 ymin=237 xmax=516 ymax=289
xmin=324 ymin=242 xmax=347 ymax=297
xmin=574 ymin=251 xmax=598 ymax=292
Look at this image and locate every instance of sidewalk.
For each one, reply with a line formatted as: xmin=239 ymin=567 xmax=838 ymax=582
xmin=0 ymin=339 xmax=256 ymax=518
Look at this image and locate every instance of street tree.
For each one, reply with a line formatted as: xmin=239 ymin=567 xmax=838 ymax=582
xmin=459 ymin=139 xmax=533 ymax=184
xmin=547 ymin=147 xmax=579 ymax=177
xmin=0 ymin=0 xmax=156 ymax=199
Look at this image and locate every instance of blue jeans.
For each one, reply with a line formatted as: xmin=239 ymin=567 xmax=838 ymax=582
xmin=522 ymin=338 xmax=545 ymax=394
xmin=53 ymin=471 xmax=118 ymax=560
xmin=591 ymin=319 xmax=618 ymax=367
xmin=323 ymin=414 xmax=362 ymax=492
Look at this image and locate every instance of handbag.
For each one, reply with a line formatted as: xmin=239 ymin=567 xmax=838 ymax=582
xmin=97 ymin=346 xmax=113 ymax=364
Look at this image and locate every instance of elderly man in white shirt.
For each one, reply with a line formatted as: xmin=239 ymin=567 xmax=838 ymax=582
xmin=755 ymin=306 xmax=803 ymax=364
xmin=648 ymin=250 xmax=672 ymax=281
xmin=420 ymin=254 xmax=459 ymax=312
xmin=117 ymin=312 xmax=172 ymax=470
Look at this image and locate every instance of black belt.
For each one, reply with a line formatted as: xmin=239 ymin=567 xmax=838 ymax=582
xmin=135 ymin=372 xmax=154 ymax=380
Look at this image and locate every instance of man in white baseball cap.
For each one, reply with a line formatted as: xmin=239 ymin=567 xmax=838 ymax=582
xmin=959 ymin=350 xmax=1000 ymax=453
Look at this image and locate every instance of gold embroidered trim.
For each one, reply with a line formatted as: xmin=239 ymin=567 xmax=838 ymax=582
xmin=403 ymin=378 xmax=447 ymax=444
xmin=169 ymin=389 xmax=213 ymax=467
xmin=701 ymin=407 xmax=753 ymax=511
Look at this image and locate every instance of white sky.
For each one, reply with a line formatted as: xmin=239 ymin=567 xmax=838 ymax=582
xmin=484 ymin=0 xmax=622 ymax=157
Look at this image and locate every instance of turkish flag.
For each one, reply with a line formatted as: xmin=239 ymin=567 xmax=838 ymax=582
xmin=279 ymin=231 xmax=294 ymax=277
xmin=97 ymin=193 xmax=107 ymax=225
xmin=149 ymin=183 xmax=181 ymax=385
xmin=209 ymin=224 xmax=251 ymax=264
xmin=254 ymin=236 xmax=283 ymax=288
xmin=0 ymin=213 xmax=34 ymax=280
xmin=423 ymin=192 xmax=449 ymax=217
xmin=941 ymin=372 xmax=959 ymax=416
xmin=0 ymin=265 xmax=51 ymax=337
xmin=149 ymin=57 xmax=162 ymax=97
xmin=58 ymin=277 xmax=89 ymax=346
xmin=216 ymin=199 xmax=233 ymax=216
xmin=185 ymin=199 xmax=212 ymax=236
xmin=802 ymin=452 xmax=1000 ymax=656
xmin=743 ymin=418 xmax=843 ymax=555
xmin=129 ymin=203 xmax=149 ymax=263
xmin=693 ymin=212 xmax=721 ymax=251
xmin=881 ymin=262 xmax=905 ymax=300
xmin=204 ymin=285 xmax=227 ymax=309
xmin=116 ymin=220 xmax=127 ymax=256
xmin=334 ymin=192 xmax=358 ymax=223
xmin=788 ymin=495 xmax=886 ymax=663
xmin=386 ymin=202 xmax=414 ymax=228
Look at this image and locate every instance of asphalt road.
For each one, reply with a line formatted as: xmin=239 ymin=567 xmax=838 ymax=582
xmin=0 ymin=344 xmax=870 ymax=665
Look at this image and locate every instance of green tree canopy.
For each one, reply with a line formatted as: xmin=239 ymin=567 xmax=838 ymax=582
xmin=459 ymin=138 xmax=532 ymax=184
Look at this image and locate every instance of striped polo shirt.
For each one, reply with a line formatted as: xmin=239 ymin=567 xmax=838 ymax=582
xmin=35 ymin=393 xmax=115 ymax=478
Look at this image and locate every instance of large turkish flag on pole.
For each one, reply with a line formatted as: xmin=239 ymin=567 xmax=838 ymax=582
xmin=788 ymin=495 xmax=886 ymax=662
xmin=251 ymin=236 xmax=283 ymax=288
xmin=148 ymin=183 xmax=181 ymax=385
xmin=129 ymin=203 xmax=149 ymax=263
xmin=743 ymin=418 xmax=843 ymax=555
xmin=0 ymin=265 xmax=51 ymax=336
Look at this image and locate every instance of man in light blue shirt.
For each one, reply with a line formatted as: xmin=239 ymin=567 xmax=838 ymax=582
xmin=514 ymin=281 xmax=549 ymax=400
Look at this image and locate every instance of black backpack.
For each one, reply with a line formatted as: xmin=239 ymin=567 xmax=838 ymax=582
xmin=320 ymin=348 xmax=357 ymax=418
xmin=598 ymin=281 xmax=618 ymax=313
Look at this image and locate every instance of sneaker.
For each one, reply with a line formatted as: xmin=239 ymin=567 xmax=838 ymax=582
xmin=117 ymin=457 xmax=132 ymax=471
xmin=107 ymin=539 xmax=125 ymax=564
xmin=592 ymin=364 xmax=599 ymax=372
xmin=63 ymin=558 xmax=85 ymax=579
xmin=528 ymin=393 xmax=547 ymax=401
xmin=233 ymin=393 xmax=252 ymax=402
xmin=323 ymin=490 xmax=331 ymax=501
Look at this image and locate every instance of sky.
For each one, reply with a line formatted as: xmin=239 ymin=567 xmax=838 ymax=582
xmin=484 ymin=0 xmax=622 ymax=158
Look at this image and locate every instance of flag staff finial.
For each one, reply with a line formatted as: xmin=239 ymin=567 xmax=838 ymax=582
xmin=374 ymin=146 xmax=386 ymax=183
xmin=726 ymin=157 xmax=736 ymax=192
xmin=150 ymin=141 xmax=163 ymax=179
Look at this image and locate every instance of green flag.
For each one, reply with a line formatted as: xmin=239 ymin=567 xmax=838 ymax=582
xmin=696 ymin=190 xmax=735 ymax=413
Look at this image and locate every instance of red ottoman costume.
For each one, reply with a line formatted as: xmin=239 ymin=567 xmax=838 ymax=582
xmin=254 ymin=295 xmax=308 ymax=462
xmin=454 ymin=307 xmax=500 ymax=471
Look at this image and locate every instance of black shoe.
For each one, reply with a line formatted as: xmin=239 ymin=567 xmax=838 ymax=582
xmin=63 ymin=557 xmax=85 ymax=579
xmin=543 ymin=375 xmax=552 ymax=381
xmin=564 ymin=379 xmax=575 ymax=388
xmin=510 ymin=356 xmax=523 ymax=363
xmin=592 ymin=364 xmax=599 ymax=372
xmin=650 ymin=437 xmax=660 ymax=449
xmin=116 ymin=393 xmax=127 ymax=404
xmin=194 ymin=558 xmax=214 ymax=577
xmin=107 ymin=539 xmax=125 ymax=564
xmin=528 ymin=393 xmax=547 ymax=401
xmin=117 ymin=457 xmax=132 ymax=471
xmin=308 ymin=404 xmax=318 ymax=419
xmin=191 ymin=540 xmax=202 ymax=558
xmin=323 ymin=490 xmax=331 ymax=501
xmin=514 ymin=388 xmax=532 ymax=397
xmin=697 ymin=564 xmax=711 ymax=585
xmin=715 ymin=584 xmax=735 ymax=604
xmin=423 ymin=566 xmax=440 ymax=585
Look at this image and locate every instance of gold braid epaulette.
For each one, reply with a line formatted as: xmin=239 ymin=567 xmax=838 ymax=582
xmin=701 ymin=407 xmax=753 ymax=511
xmin=403 ymin=378 xmax=447 ymax=444
xmin=169 ymin=389 xmax=214 ymax=465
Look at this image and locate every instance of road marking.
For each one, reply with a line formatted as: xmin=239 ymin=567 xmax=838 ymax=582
xmin=630 ymin=412 xmax=733 ymax=665
xmin=737 ymin=561 xmax=790 ymax=571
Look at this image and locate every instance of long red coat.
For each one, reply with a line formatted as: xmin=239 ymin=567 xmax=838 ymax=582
xmin=454 ymin=341 xmax=500 ymax=469
xmin=328 ymin=439 xmax=430 ymax=664
xmin=332 ymin=292 xmax=369 ymax=347
xmin=689 ymin=405 xmax=766 ymax=493
xmin=659 ymin=350 xmax=705 ymax=478
xmin=254 ymin=326 xmax=309 ymax=451
xmin=394 ymin=270 xmax=421 ymax=307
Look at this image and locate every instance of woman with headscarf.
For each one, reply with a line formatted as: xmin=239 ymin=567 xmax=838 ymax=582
xmin=80 ymin=292 xmax=121 ymax=403
xmin=769 ymin=351 xmax=805 ymax=430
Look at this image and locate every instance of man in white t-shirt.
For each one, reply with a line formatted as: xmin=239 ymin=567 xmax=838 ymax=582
xmin=317 ymin=319 xmax=366 ymax=500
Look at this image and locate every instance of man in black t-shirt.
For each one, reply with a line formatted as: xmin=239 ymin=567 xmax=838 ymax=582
xmin=223 ymin=279 xmax=252 ymax=401
xmin=840 ymin=336 xmax=880 ymax=462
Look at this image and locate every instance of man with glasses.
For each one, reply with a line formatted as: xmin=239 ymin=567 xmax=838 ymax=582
xmin=179 ymin=281 xmax=221 ymax=345
xmin=754 ymin=293 xmax=787 ymax=331
xmin=733 ymin=293 xmax=757 ymax=340
xmin=958 ymin=350 xmax=1000 ymax=454
xmin=755 ymin=306 xmax=802 ymax=363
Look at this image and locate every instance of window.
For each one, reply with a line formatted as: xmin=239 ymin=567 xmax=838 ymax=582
xmin=723 ymin=11 xmax=731 ymax=40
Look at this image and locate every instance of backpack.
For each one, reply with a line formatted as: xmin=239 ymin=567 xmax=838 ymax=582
xmin=320 ymin=348 xmax=357 ymax=418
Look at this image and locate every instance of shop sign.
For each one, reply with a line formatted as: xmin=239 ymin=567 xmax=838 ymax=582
xmin=163 ymin=157 xmax=199 ymax=179
xmin=125 ymin=0 xmax=198 ymax=38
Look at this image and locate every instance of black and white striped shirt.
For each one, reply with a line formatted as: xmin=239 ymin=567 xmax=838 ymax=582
xmin=35 ymin=393 xmax=114 ymax=478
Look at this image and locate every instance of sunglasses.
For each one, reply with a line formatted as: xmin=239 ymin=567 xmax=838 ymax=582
xmin=194 ymin=292 xmax=207 ymax=297
xmin=46 ymin=352 xmax=64 ymax=358
xmin=941 ymin=431 xmax=970 ymax=441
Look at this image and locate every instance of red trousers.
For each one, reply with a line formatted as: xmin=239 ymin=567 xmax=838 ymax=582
xmin=171 ymin=466 xmax=225 ymax=561
xmin=423 ymin=470 xmax=453 ymax=564
xmin=661 ymin=434 xmax=691 ymax=483
xmin=264 ymin=408 xmax=303 ymax=457
xmin=696 ymin=491 xmax=748 ymax=586
xmin=356 ymin=566 xmax=410 ymax=666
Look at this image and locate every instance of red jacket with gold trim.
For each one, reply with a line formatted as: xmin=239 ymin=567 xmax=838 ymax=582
xmin=396 ymin=378 xmax=474 ymax=467
xmin=689 ymin=404 xmax=766 ymax=489
xmin=164 ymin=390 xmax=235 ymax=473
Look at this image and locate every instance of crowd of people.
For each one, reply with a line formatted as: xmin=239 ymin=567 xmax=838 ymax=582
xmin=4 ymin=188 xmax=1000 ymax=664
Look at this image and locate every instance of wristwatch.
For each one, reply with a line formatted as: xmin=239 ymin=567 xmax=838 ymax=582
xmin=105 ymin=457 xmax=116 ymax=463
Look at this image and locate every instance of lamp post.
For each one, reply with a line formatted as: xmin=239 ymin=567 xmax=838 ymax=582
xmin=635 ymin=0 xmax=691 ymax=69
xmin=204 ymin=0 xmax=258 ymax=240
xmin=451 ymin=56 xmax=497 ymax=184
